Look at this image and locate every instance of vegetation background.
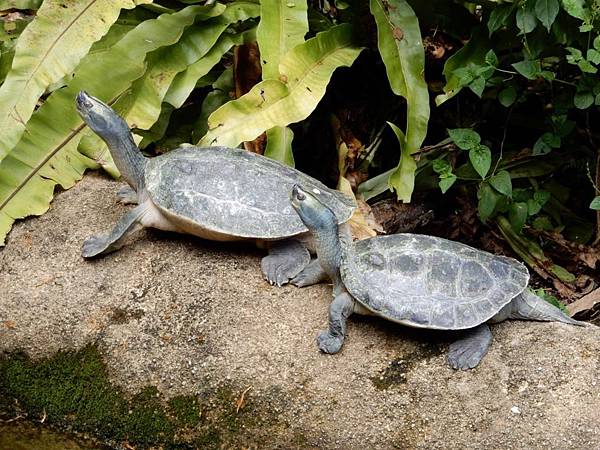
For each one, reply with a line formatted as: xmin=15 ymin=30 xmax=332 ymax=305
xmin=0 ymin=0 xmax=598 ymax=316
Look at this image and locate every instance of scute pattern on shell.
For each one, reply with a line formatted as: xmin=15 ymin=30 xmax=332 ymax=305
xmin=145 ymin=147 xmax=355 ymax=239
xmin=341 ymin=234 xmax=530 ymax=330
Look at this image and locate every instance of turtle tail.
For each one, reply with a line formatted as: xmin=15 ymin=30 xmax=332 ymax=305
xmin=509 ymin=289 xmax=585 ymax=326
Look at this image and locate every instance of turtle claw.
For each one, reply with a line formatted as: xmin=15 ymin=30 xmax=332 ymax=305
xmin=82 ymin=235 xmax=110 ymax=258
xmin=291 ymin=260 xmax=328 ymax=288
xmin=447 ymin=324 xmax=492 ymax=370
xmin=261 ymin=257 xmax=299 ymax=286
xmin=261 ymin=241 xmax=310 ymax=287
xmin=317 ymin=330 xmax=344 ymax=354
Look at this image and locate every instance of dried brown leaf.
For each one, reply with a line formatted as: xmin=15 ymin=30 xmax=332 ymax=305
xmin=235 ymin=386 xmax=252 ymax=414
xmin=567 ymin=288 xmax=600 ymax=317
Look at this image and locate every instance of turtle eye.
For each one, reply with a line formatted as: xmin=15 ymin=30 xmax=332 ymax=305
xmin=296 ymin=191 xmax=306 ymax=201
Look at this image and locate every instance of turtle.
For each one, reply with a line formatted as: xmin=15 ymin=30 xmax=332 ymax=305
xmin=289 ymin=184 xmax=586 ymax=370
xmin=75 ymin=91 xmax=355 ymax=286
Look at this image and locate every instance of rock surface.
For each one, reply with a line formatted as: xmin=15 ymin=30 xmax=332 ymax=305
xmin=1 ymin=173 xmax=600 ymax=449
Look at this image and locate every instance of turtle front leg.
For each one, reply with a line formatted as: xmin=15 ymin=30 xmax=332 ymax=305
xmin=82 ymin=203 xmax=147 ymax=258
xmin=317 ymin=292 xmax=355 ymax=354
xmin=261 ymin=240 xmax=310 ymax=286
xmin=447 ymin=324 xmax=493 ymax=370
xmin=116 ymin=185 xmax=138 ymax=205
xmin=290 ymin=259 xmax=329 ymax=288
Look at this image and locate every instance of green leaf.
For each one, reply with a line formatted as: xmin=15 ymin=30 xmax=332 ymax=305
xmin=527 ymin=198 xmax=543 ymax=215
xmin=126 ymin=2 xmax=259 ymax=127
xmin=532 ymin=215 xmax=554 ymax=230
xmin=532 ymin=137 xmax=552 ymax=156
xmin=533 ymin=190 xmax=551 ymax=205
xmin=256 ymin=0 xmax=307 ymax=166
xmin=587 ymin=49 xmax=600 ymax=65
xmin=257 ymin=0 xmax=308 ymax=80
xmin=432 ymin=158 xmax=452 ymax=175
xmin=198 ymin=24 xmax=364 ymax=148
xmin=533 ymin=288 xmax=568 ymax=313
xmin=138 ymin=104 xmax=175 ymax=150
xmin=509 ymin=202 xmax=528 ymax=232
xmin=0 ymin=5 xmax=220 ymax=245
xmin=82 ymin=5 xmax=230 ymax=170
xmin=552 ymin=114 xmax=575 ymax=137
xmin=264 ymin=126 xmax=295 ymax=167
xmin=386 ymin=121 xmax=417 ymax=201
xmin=448 ymin=128 xmax=480 ymax=150
xmin=371 ymin=0 xmax=412 ymax=98
xmin=550 ymin=264 xmax=576 ymax=282
xmin=512 ymin=59 xmax=541 ymax=79
xmin=476 ymin=64 xmax=496 ymax=80
xmin=516 ymin=1 xmax=538 ymax=34
xmin=574 ymin=90 xmax=594 ymax=109
xmin=532 ymin=132 xmax=560 ymax=155
xmin=120 ymin=15 xmax=236 ymax=133
xmin=357 ymin=167 xmax=394 ymax=201
xmin=478 ymin=183 xmax=499 ymax=222
xmin=498 ymin=86 xmax=517 ymax=107
xmin=489 ymin=170 xmax=512 ymax=197
xmin=566 ymin=46 xmax=583 ymax=63
xmin=433 ymin=158 xmax=455 ymax=193
xmin=590 ymin=196 xmax=600 ymax=210
xmin=452 ymin=67 xmax=476 ymax=85
xmin=0 ymin=0 xmax=150 ymax=162
xmin=370 ymin=0 xmax=430 ymax=202
xmin=561 ymin=0 xmax=588 ymax=20
xmin=485 ymin=49 xmax=498 ymax=67
xmin=192 ymin=68 xmax=234 ymax=142
xmin=439 ymin=174 xmax=457 ymax=194
xmin=534 ymin=0 xmax=559 ymax=32
xmin=488 ymin=4 xmax=515 ymax=35
xmin=540 ymin=70 xmax=555 ymax=81
xmin=468 ymin=76 xmax=486 ymax=97
xmin=469 ymin=144 xmax=492 ymax=179
xmin=436 ymin=26 xmax=491 ymax=105
xmin=81 ymin=12 xmax=242 ymax=167
xmin=165 ymin=27 xmax=257 ymax=109
xmin=577 ymin=59 xmax=597 ymax=73
xmin=594 ymin=35 xmax=600 ymax=52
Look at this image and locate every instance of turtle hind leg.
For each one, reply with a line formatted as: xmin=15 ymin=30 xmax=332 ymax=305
xmin=261 ymin=240 xmax=310 ymax=286
xmin=505 ymin=289 xmax=585 ymax=326
xmin=447 ymin=324 xmax=493 ymax=370
xmin=290 ymin=259 xmax=329 ymax=288
xmin=317 ymin=292 xmax=355 ymax=354
xmin=82 ymin=203 xmax=149 ymax=258
xmin=116 ymin=185 xmax=138 ymax=205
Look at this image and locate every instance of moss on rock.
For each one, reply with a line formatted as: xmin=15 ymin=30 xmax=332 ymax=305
xmin=0 ymin=346 xmax=285 ymax=448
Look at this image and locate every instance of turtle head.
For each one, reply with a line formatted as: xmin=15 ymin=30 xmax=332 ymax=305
xmin=76 ymin=91 xmax=129 ymax=141
xmin=290 ymin=184 xmax=337 ymax=233
xmin=76 ymin=91 xmax=146 ymax=192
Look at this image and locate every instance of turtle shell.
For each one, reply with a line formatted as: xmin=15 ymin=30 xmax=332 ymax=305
xmin=145 ymin=146 xmax=355 ymax=239
xmin=341 ymin=234 xmax=529 ymax=330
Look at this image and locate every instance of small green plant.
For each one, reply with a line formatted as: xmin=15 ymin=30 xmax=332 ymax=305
xmin=432 ymin=126 xmax=573 ymax=238
xmin=532 ymin=288 xmax=569 ymax=313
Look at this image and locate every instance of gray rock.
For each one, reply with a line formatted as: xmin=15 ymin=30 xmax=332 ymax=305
xmin=1 ymin=174 xmax=600 ymax=449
